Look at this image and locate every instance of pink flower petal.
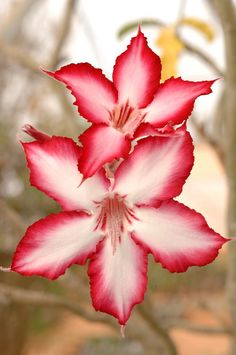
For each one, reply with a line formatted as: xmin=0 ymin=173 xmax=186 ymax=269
xmin=145 ymin=77 xmax=216 ymax=127
xmin=11 ymin=211 xmax=102 ymax=280
xmin=113 ymin=29 xmax=161 ymax=108
xmin=43 ymin=63 xmax=117 ymax=124
xmin=132 ymin=200 xmax=228 ymax=273
xmin=88 ymin=234 xmax=148 ymax=325
xmin=22 ymin=124 xmax=51 ymax=142
xmin=79 ymin=124 xmax=131 ymax=179
xmin=134 ymin=122 xmax=184 ymax=139
xmin=23 ymin=136 xmax=109 ymax=211
xmin=133 ymin=122 xmax=160 ymax=139
xmin=113 ymin=133 xmax=193 ymax=206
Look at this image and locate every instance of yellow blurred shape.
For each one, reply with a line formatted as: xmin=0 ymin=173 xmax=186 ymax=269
xmin=156 ymin=26 xmax=184 ymax=81
xmin=179 ymin=17 xmax=214 ymax=41
xmin=155 ymin=18 xmax=214 ymax=81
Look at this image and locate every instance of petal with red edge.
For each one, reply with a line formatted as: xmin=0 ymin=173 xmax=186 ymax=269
xmin=134 ymin=122 xmax=159 ymax=139
xmin=12 ymin=211 xmax=101 ymax=280
xmin=132 ymin=200 xmax=229 ymax=273
xmin=22 ymin=124 xmax=51 ymax=142
xmin=113 ymin=29 xmax=161 ymax=108
xmin=44 ymin=63 xmax=117 ymax=124
xmin=79 ymin=124 xmax=131 ymax=179
xmin=134 ymin=122 xmax=186 ymax=139
xmin=88 ymin=234 xmax=148 ymax=325
xmin=23 ymin=136 xmax=109 ymax=211
xmin=145 ymin=77 xmax=216 ymax=127
xmin=113 ymin=133 xmax=193 ymax=206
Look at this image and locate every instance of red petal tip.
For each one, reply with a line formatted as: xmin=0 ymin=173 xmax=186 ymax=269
xmin=214 ymin=77 xmax=224 ymax=83
xmin=40 ymin=67 xmax=55 ymax=78
xmin=137 ymin=24 xmax=142 ymax=34
xmin=22 ymin=124 xmax=51 ymax=142
xmin=77 ymin=175 xmax=86 ymax=187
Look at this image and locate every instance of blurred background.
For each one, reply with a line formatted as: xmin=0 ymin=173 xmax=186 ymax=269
xmin=0 ymin=0 xmax=235 ymax=354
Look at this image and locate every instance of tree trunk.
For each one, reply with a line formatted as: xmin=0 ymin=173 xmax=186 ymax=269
xmin=0 ymin=253 xmax=30 ymax=355
xmin=212 ymin=1 xmax=236 ymax=354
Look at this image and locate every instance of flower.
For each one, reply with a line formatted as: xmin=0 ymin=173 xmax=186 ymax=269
xmin=11 ymin=130 xmax=228 ymax=326
xmin=44 ymin=28 xmax=216 ymax=179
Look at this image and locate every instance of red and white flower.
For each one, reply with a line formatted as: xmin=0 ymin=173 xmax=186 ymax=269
xmin=44 ymin=28 xmax=216 ymax=178
xmin=11 ymin=131 xmax=228 ymax=325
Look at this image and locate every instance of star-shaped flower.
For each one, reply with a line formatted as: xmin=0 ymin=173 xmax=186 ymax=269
xmin=44 ymin=28 xmax=216 ymax=179
xmin=11 ymin=130 xmax=227 ymax=326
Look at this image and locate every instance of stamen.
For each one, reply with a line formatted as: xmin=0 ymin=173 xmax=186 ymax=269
xmin=95 ymin=195 xmax=135 ymax=253
xmin=110 ymin=102 xmax=145 ymax=135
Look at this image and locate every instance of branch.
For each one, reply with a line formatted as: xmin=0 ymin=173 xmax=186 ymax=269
xmin=44 ymin=0 xmax=80 ymax=132
xmin=138 ymin=297 xmax=178 ymax=355
xmin=0 ymin=281 xmax=176 ymax=353
xmin=0 ymin=198 xmax=27 ymax=232
xmin=0 ymin=0 xmax=75 ymax=71
xmin=48 ymin=0 xmax=76 ymax=70
xmin=138 ymin=295 xmax=231 ymax=353
xmin=0 ymin=0 xmax=76 ymax=73
xmin=0 ymin=281 xmax=231 ymax=339
xmin=0 ymin=282 xmax=116 ymax=327
xmin=0 ymin=23 xmax=79 ymax=132
xmin=182 ymin=40 xmax=224 ymax=77
xmin=0 ymin=0 xmax=33 ymax=38
xmin=0 ymin=40 xmax=40 ymax=73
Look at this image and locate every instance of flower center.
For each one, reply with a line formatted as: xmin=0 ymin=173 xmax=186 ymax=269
xmin=109 ymin=102 xmax=146 ymax=136
xmin=95 ymin=194 xmax=135 ymax=254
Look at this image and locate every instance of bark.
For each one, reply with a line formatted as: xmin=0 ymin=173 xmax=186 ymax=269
xmin=0 ymin=254 xmax=30 ymax=355
xmin=138 ymin=298 xmax=178 ymax=355
xmin=211 ymin=1 xmax=236 ymax=354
